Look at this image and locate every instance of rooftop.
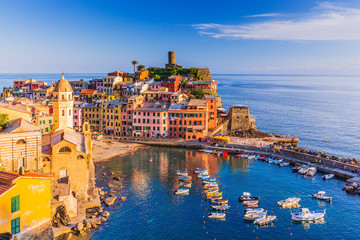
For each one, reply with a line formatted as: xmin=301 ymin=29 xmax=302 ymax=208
xmin=188 ymin=99 xmax=207 ymax=107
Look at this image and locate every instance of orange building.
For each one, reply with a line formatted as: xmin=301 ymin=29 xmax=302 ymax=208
xmin=134 ymin=70 xmax=149 ymax=82
xmin=204 ymin=95 xmax=217 ymax=130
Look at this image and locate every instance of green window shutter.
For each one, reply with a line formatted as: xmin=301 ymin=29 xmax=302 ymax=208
xmin=11 ymin=195 xmax=20 ymax=213
xmin=11 ymin=217 xmax=20 ymax=234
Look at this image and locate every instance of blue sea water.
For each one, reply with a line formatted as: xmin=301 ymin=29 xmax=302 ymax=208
xmin=90 ymin=147 xmax=360 ymax=240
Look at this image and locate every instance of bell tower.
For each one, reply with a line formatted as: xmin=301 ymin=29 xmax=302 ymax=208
xmin=52 ymin=74 xmax=74 ymax=131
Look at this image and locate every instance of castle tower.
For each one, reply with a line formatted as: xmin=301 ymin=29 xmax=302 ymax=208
xmin=52 ymin=74 xmax=74 ymax=131
xmin=168 ymin=51 xmax=176 ymax=65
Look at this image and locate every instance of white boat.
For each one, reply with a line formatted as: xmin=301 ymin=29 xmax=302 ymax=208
xmin=174 ymin=188 xmax=189 ymax=195
xmin=277 ymin=197 xmax=301 ymax=208
xmin=312 ymin=191 xmax=332 ymax=202
xmin=210 ymin=205 xmax=230 ymax=211
xmin=204 ymin=188 xmax=219 ymax=194
xmin=181 ymin=182 xmax=192 ymax=188
xmin=243 ymin=200 xmax=259 ymax=207
xmin=197 ymin=174 xmax=210 ymax=179
xmin=306 ymin=167 xmax=317 ymax=177
xmin=322 ymin=174 xmax=335 ymax=180
xmin=202 ymin=178 xmax=216 ymax=182
xmin=291 ymin=208 xmax=326 ymax=221
xmin=176 ymin=170 xmax=188 ymax=176
xmin=208 ymin=212 xmax=226 ymax=219
xmin=204 ymin=182 xmax=218 ymax=188
xmin=238 ymin=192 xmax=260 ymax=202
xmin=244 ymin=208 xmax=264 ymax=214
xmin=244 ymin=211 xmax=267 ymax=221
xmin=279 ymin=162 xmax=290 ymax=167
xmin=254 ymin=215 xmax=276 ymax=225
xmin=195 ymin=168 xmax=209 ymax=174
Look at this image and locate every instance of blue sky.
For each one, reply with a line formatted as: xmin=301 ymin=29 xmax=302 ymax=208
xmin=1 ymin=0 xmax=360 ymax=74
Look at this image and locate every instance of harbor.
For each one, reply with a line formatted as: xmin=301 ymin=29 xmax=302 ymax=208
xmin=91 ymin=146 xmax=360 ymax=240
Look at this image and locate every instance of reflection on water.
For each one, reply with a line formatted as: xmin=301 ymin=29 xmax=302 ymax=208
xmin=92 ymin=147 xmax=360 ymax=240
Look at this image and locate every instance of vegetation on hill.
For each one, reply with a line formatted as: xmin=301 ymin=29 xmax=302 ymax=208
xmin=148 ymin=66 xmax=199 ymax=81
xmin=190 ymin=90 xmax=205 ymax=99
xmin=0 ymin=114 xmax=8 ymax=128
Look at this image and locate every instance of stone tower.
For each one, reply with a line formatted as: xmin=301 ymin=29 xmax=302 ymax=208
xmin=166 ymin=51 xmax=179 ymax=68
xmin=229 ymin=105 xmax=256 ymax=131
xmin=52 ymin=74 xmax=74 ymax=131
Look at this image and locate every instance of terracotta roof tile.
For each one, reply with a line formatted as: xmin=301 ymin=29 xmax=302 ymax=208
xmin=0 ymin=182 xmax=15 ymax=196
xmin=0 ymin=171 xmax=20 ymax=182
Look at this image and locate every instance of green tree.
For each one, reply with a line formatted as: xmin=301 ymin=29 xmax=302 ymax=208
xmin=181 ymin=81 xmax=188 ymax=87
xmin=0 ymin=114 xmax=8 ymax=128
xmin=190 ymin=90 xmax=205 ymax=99
xmin=131 ymin=60 xmax=139 ymax=74
xmin=137 ymin=65 xmax=145 ymax=71
xmin=189 ymin=67 xmax=198 ymax=78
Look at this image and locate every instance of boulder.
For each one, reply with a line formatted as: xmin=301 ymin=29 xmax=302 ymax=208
xmin=85 ymin=222 xmax=92 ymax=229
xmin=113 ymin=176 xmax=121 ymax=181
xmin=100 ymin=217 xmax=107 ymax=222
xmin=103 ymin=172 xmax=107 ymax=176
xmin=76 ymin=222 xmax=84 ymax=232
xmin=110 ymin=189 xmax=117 ymax=194
xmin=99 ymin=191 xmax=105 ymax=196
xmin=105 ymin=196 xmax=117 ymax=206
xmin=107 ymin=183 xmax=114 ymax=188
xmin=103 ymin=211 xmax=110 ymax=218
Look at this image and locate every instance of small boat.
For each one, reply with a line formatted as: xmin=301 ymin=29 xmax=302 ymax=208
xmin=322 ymin=174 xmax=335 ymax=180
xmin=217 ymin=151 xmax=223 ymax=156
xmin=244 ymin=208 xmax=264 ymax=214
xmin=238 ymin=192 xmax=260 ymax=202
xmin=244 ymin=211 xmax=267 ymax=221
xmin=258 ymin=156 xmax=266 ymax=161
xmin=268 ymin=159 xmax=277 ymax=164
xmin=206 ymin=192 xmax=222 ymax=197
xmin=211 ymin=199 xmax=228 ymax=205
xmin=178 ymin=176 xmax=192 ymax=181
xmin=248 ymin=155 xmax=256 ymax=160
xmin=306 ymin=167 xmax=317 ymax=177
xmin=291 ymin=208 xmax=326 ymax=221
xmin=181 ymin=183 xmax=192 ymax=188
xmin=298 ymin=165 xmax=309 ymax=175
xmin=204 ymin=188 xmax=219 ymax=194
xmin=202 ymin=178 xmax=216 ymax=182
xmin=204 ymin=184 xmax=219 ymax=189
xmin=174 ymin=188 xmax=189 ymax=195
xmin=312 ymin=191 xmax=332 ymax=202
xmin=222 ymin=151 xmax=228 ymax=157
xmin=243 ymin=200 xmax=259 ymax=207
xmin=254 ymin=215 xmax=276 ymax=225
xmin=197 ymin=173 xmax=210 ymax=179
xmin=208 ymin=212 xmax=226 ymax=219
xmin=275 ymin=159 xmax=284 ymax=165
xmin=210 ymin=205 xmax=230 ymax=212
xmin=236 ymin=154 xmax=244 ymax=158
xmin=279 ymin=161 xmax=290 ymax=167
xmin=176 ymin=170 xmax=188 ymax=176
xmin=292 ymin=164 xmax=302 ymax=173
xmin=206 ymin=195 xmax=223 ymax=200
xmin=195 ymin=168 xmax=208 ymax=174
xmin=277 ymin=197 xmax=301 ymax=208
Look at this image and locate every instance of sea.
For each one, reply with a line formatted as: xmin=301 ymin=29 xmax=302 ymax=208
xmin=1 ymin=73 xmax=359 ymax=239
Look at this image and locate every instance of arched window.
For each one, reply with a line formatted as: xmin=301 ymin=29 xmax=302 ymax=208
xmin=16 ymin=139 xmax=26 ymax=144
xmin=69 ymin=109 xmax=71 ymax=116
xmin=58 ymin=146 xmax=71 ymax=153
xmin=77 ymin=155 xmax=84 ymax=159
xmin=62 ymin=110 xmax=65 ymax=116
xmin=62 ymin=94 xmax=65 ymax=100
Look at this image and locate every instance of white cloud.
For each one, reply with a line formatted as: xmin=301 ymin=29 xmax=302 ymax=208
xmin=193 ymin=2 xmax=360 ymax=40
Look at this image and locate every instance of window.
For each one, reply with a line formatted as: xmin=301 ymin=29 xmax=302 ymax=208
xmin=43 ymin=120 xmax=45 ymax=124
xmin=11 ymin=217 xmax=20 ymax=234
xmin=58 ymin=146 xmax=71 ymax=153
xmin=11 ymin=195 xmax=20 ymax=213
xmin=49 ymin=119 xmax=52 ymax=124
xmin=62 ymin=110 xmax=65 ymax=116
xmin=45 ymin=127 xmax=49 ymax=133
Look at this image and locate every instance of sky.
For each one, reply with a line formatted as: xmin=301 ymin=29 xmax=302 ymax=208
xmin=1 ymin=0 xmax=360 ymax=74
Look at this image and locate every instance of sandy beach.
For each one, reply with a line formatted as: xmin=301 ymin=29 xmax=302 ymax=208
xmin=92 ymin=139 xmax=147 ymax=162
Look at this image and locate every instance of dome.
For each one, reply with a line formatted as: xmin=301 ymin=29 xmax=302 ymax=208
xmin=54 ymin=74 xmax=73 ymax=92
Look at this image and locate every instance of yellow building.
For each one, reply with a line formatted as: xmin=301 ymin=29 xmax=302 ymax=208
xmin=0 ymin=171 xmax=52 ymax=236
xmin=0 ymin=103 xmax=32 ymax=122
xmin=134 ymin=70 xmax=149 ymax=82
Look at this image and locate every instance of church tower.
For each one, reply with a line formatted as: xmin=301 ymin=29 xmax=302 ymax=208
xmin=52 ymin=74 xmax=74 ymax=131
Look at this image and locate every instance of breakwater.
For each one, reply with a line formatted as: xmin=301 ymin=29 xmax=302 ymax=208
xmin=109 ymin=136 xmax=360 ymax=183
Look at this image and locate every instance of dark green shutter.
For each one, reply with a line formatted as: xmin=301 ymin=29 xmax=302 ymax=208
xmin=11 ymin=217 xmax=20 ymax=234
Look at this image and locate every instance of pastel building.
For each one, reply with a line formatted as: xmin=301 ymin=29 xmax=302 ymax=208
xmin=161 ymin=75 xmax=182 ymax=92
xmin=0 ymin=171 xmax=52 ymax=236
xmin=132 ymin=102 xmax=170 ymax=137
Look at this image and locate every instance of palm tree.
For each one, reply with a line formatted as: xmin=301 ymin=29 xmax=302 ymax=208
xmin=131 ymin=60 xmax=138 ymax=74
xmin=137 ymin=65 xmax=145 ymax=71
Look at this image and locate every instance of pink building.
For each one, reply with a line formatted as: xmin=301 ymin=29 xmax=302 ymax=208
xmin=120 ymin=95 xmax=144 ymax=136
xmin=73 ymin=101 xmax=85 ymax=132
xmin=132 ymin=102 xmax=170 ymax=137
xmin=149 ymin=81 xmax=162 ymax=91
xmin=161 ymin=92 xmax=174 ymax=102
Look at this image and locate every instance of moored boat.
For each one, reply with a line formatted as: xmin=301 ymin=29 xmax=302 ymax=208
xmin=211 ymin=199 xmax=228 ymax=205
xmin=322 ymin=174 xmax=335 ymax=180
xmin=312 ymin=191 xmax=332 ymax=202
xmin=176 ymin=170 xmax=188 ymax=176
xmin=206 ymin=195 xmax=223 ymax=200
xmin=291 ymin=208 xmax=326 ymax=221
xmin=195 ymin=168 xmax=209 ymax=174
xmin=181 ymin=182 xmax=192 ymax=188
xmin=204 ymin=183 xmax=219 ymax=189
xmin=244 ymin=208 xmax=264 ymax=214
xmin=204 ymin=188 xmax=219 ymax=194
xmin=254 ymin=215 xmax=276 ymax=225
xmin=238 ymin=192 xmax=260 ymax=202
xmin=244 ymin=211 xmax=267 ymax=221
xmin=174 ymin=188 xmax=189 ymax=195
xmin=243 ymin=200 xmax=259 ymax=207
xmin=279 ymin=161 xmax=290 ymax=167
xmin=306 ymin=167 xmax=317 ymax=177
xmin=277 ymin=197 xmax=301 ymax=208
xmin=178 ymin=176 xmax=192 ymax=181
xmin=202 ymin=178 xmax=216 ymax=182
xmin=208 ymin=212 xmax=226 ymax=219
xmin=210 ymin=205 xmax=230 ymax=212
xmin=298 ymin=165 xmax=309 ymax=175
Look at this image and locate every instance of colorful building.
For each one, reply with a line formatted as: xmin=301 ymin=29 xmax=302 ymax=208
xmin=134 ymin=70 xmax=149 ymax=82
xmin=0 ymin=171 xmax=52 ymax=236
xmin=204 ymin=95 xmax=217 ymax=130
xmin=161 ymin=75 xmax=182 ymax=92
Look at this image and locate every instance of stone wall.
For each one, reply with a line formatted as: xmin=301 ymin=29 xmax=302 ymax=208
xmin=197 ymin=68 xmax=212 ymax=81
xmin=229 ymin=105 xmax=253 ymax=131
